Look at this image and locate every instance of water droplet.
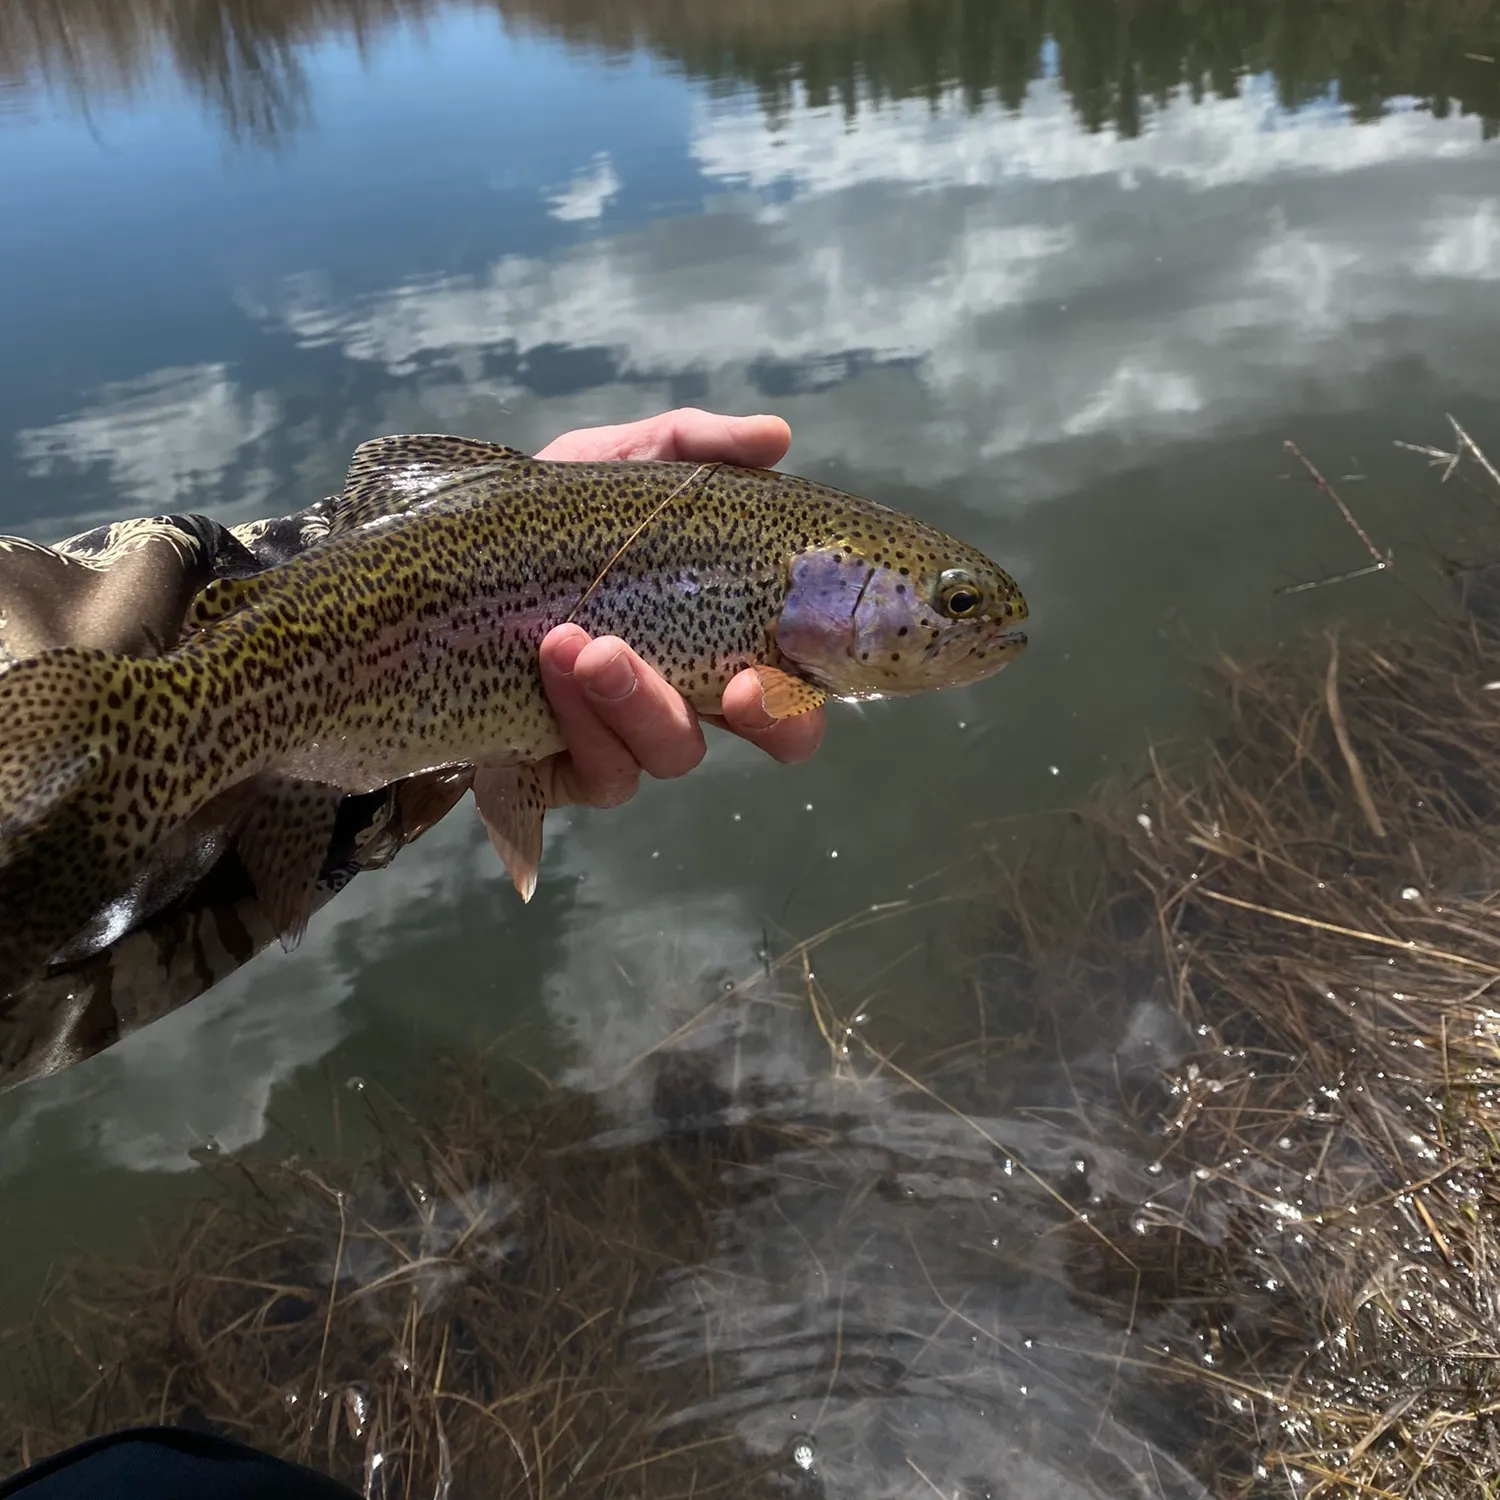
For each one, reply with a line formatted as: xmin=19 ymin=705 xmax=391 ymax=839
xmin=188 ymin=1138 xmax=222 ymax=1165
xmin=1145 ymin=1161 xmax=1163 ymax=1177
xmin=792 ymin=1439 xmax=817 ymax=1472
xmin=1400 ymin=885 xmax=1422 ymax=902
xmin=1136 ymin=812 xmax=1153 ymax=834
xmin=344 ymin=1384 xmax=371 ymax=1440
xmin=346 ymin=1076 xmax=366 ymax=1094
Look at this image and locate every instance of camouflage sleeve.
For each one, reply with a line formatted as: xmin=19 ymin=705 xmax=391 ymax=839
xmin=0 ymin=504 xmax=466 ymax=1094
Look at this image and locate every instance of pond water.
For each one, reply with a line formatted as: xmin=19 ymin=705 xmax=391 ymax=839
xmin=2 ymin=1 xmax=1499 ymax=1494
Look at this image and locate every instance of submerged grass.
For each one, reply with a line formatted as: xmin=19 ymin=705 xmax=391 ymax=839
xmin=5 ymin=426 xmax=1500 ymax=1496
xmin=0 ymin=1063 xmax=801 ymax=1497
xmin=969 ymin=427 xmax=1500 ymax=1497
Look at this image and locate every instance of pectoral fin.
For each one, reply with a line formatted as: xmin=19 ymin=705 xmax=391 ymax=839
xmin=233 ymin=776 xmax=345 ymax=950
xmin=751 ymin=664 xmax=828 ymax=719
xmin=472 ymin=764 xmax=547 ymax=903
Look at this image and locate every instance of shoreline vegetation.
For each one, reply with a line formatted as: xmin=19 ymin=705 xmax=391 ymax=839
xmin=5 ymin=426 xmax=1500 ymax=1496
xmin=1 ymin=0 xmax=1497 ymax=145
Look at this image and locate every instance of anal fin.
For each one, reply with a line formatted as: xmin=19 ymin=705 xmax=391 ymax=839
xmin=472 ymin=764 xmax=547 ymax=903
xmin=233 ymin=776 xmax=345 ymax=950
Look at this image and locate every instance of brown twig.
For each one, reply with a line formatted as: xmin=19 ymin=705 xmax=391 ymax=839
xmin=1323 ymin=632 xmax=1386 ymax=839
xmin=1394 ymin=416 xmax=1500 ymax=509
xmin=566 ymin=462 xmax=720 ymax=623
xmin=1281 ymin=439 xmax=1392 ymax=584
xmin=1448 ymin=414 xmax=1500 ymax=496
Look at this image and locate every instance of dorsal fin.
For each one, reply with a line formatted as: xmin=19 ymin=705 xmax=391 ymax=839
xmin=187 ymin=571 xmax=277 ymax=631
xmin=333 ymin=434 xmax=529 ymax=535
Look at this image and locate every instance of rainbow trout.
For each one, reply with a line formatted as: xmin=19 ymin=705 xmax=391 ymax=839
xmin=0 ymin=434 xmax=1027 ymax=997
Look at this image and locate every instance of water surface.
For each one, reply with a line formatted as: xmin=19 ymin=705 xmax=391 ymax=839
xmin=2 ymin=2 xmax=1499 ymax=1492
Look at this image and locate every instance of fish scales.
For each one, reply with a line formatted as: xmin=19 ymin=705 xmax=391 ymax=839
xmin=0 ymin=434 xmax=1027 ymax=998
xmin=216 ymin=463 xmax=812 ymax=782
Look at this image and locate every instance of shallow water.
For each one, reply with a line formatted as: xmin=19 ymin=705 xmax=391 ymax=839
xmin=1 ymin=1 xmax=1499 ymax=1493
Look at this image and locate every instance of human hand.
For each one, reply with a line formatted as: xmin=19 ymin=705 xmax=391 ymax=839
xmin=532 ymin=407 xmax=826 ymax=809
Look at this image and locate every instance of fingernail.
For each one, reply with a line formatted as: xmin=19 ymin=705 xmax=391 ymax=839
xmin=546 ymin=624 xmax=589 ymax=675
xmin=587 ymin=647 xmax=637 ymax=703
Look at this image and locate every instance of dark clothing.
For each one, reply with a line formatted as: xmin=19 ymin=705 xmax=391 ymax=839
xmin=0 ymin=504 xmax=464 ymax=1094
xmin=0 ymin=1427 xmax=360 ymax=1500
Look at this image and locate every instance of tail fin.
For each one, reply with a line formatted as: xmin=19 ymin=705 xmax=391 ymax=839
xmin=0 ymin=648 xmax=162 ymax=998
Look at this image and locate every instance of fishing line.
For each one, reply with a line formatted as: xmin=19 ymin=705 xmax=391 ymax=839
xmin=565 ymin=462 xmax=722 ymax=624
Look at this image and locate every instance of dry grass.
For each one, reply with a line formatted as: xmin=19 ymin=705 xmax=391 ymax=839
xmin=971 ymin=428 xmax=1500 ymax=1497
xmin=0 ymin=1061 xmax=798 ymax=1498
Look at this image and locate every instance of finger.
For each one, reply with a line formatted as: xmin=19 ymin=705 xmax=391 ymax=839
xmin=717 ymin=668 xmax=827 ymax=765
xmin=537 ymin=626 xmax=642 ymax=808
xmin=535 ymin=419 xmax=655 ymax=463
xmin=569 ymin=634 xmax=707 ymax=781
xmin=655 ymin=409 xmax=792 ymax=469
xmin=534 ymin=408 xmax=792 ymax=469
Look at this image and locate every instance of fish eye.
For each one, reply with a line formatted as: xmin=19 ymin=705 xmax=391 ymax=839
xmin=937 ymin=569 xmax=983 ymax=619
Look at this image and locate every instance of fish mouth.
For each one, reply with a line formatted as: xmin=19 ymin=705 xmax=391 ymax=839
xmin=920 ymin=623 xmax=1029 ymax=672
xmin=978 ymin=626 xmax=1027 ymax=661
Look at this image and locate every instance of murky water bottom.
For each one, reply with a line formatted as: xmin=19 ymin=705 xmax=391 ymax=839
xmin=3 ymin=461 xmax=1498 ymax=1500
xmin=1 ymin=952 xmax=1216 ymax=1500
